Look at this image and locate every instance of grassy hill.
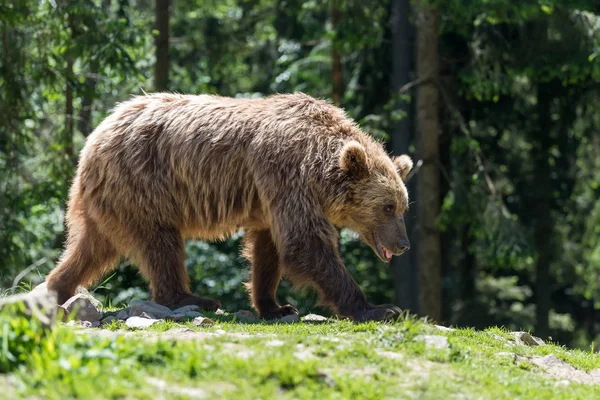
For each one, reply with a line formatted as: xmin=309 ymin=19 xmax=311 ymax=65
xmin=3 ymin=307 xmax=600 ymax=399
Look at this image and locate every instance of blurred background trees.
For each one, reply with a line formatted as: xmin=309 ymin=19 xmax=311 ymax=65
xmin=2 ymin=0 xmax=600 ymax=348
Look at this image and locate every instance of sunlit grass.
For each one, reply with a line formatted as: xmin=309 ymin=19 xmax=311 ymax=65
xmin=2 ymin=308 xmax=600 ymax=399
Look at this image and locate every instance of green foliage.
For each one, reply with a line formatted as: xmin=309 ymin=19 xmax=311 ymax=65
xmin=0 ymin=302 xmax=57 ymax=373
xmin=3 ymin=0 xmax=600 ymax=350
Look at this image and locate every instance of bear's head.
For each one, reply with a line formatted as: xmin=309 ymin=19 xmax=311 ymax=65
xmin=338 ymin=141 xmax=413 ymax=263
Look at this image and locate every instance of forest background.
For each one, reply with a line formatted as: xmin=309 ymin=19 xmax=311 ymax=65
xmin=2 ymin=0 xmax=600 ymax=349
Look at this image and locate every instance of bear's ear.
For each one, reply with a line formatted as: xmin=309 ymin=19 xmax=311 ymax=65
xmin=340 ymin=141 xmax=369 ymax=179
xmin=393 ymin=155 xmax=413 ymax=182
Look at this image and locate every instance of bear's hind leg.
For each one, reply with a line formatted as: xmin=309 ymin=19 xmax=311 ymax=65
xmin=243 ymin=229 xmax=298 ymax=319
xmin=46 ymin=216 xmax=118 ymax=305
xmin=137 ymin=226 xmax=220 ymax=311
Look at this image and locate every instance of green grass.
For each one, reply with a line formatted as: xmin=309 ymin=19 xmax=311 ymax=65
xmin=2 ymin=310 xmax=600 ymax=399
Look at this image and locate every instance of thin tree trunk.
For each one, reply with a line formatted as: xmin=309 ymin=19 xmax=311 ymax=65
xmin=415 ymin=3 xmax=441 ymax=321
xmin=65 ymin=12 xmax=75 ymax=162
xmin=534 ymin=83 xmax=553 ymax=337
xmin=77 ymin=75 xmax=97 ymax=137
xmin=330 ymin=0 xmax=343 ymax=104
xmin=154 ymin=0 xmax=170 ymax=91
xmin=461 ymin=224 xmax=475 ymax=300
xmin=390 ymin=0 xmax=418 ymax=312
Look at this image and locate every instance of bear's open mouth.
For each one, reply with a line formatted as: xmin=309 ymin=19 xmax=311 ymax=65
xmin=373 ymin=232 xmax=393 ymax=263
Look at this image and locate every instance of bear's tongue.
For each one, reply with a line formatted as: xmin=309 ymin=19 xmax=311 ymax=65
xmin=383 ymin=247 xmax=392 ymax=260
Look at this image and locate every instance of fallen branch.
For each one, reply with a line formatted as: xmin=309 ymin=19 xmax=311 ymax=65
xmin=11 ymin=257 xmax=48 ymax=293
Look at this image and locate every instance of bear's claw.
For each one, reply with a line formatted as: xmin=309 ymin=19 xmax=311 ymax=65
xmin=353 ymin=304 xmax=402 ymax=322
xmin=260 ymin=304 xmax=299 ymax=320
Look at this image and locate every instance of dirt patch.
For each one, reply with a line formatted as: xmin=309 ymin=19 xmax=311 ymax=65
xmin=525 ymin=354 xmax=600 ymax=386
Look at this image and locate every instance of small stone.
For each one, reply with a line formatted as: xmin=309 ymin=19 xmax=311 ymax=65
xmin=101 ymin=315 xmax=117 ymax=326
xmin=129 ymin=300 xmax=174 ymax=319
xmin=192 ymin=316 xmax=214 ymax=326
xmin=234 ymin=310 xmax=257 ymax=322
xmin=489 ymin=333 xmax=507 ymax=343
xmin=266 ymin=339 xmax=285 ymax=347
xmin=62 ymin=294 xmax=102 ymax=323
xmin=280 ymin=314 xmax=300 ymax=323
xmin=91 ymin=320 xmax=101 ymax=328
xmin=116 ymin=309 xmax=130 ymax=320
xmin=215 ymin=309 xmax=226 ymax=315
xmin=302 ymin=314 xmax=328 ymax=323
xmin=33 ymin=282 xmax=100 ymax=308
xmin=125 ymin=316 xmax=162 ymax=329
xmin=66 ymin=320 xmax=92 ymax=328
xmin=554 ymin=380 xmax=571 ymax=387
xmin=294 ymin=349 xmax=314 ymax=360
xmin=494 ymin=352 xmax=515 ymax=358
xmin=512 ymin=331 xmax=544 ymax=346
xmin=434 ymin=325 xmax=455 ymax=332
xmin=415 ymin=334 xmax=449 ymax=350
xmin=172 ymin=305 xmax=201 ymax=314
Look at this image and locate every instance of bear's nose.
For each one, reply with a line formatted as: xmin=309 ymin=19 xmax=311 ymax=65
xmin=396 ymin=239 xmax=410 ymax=255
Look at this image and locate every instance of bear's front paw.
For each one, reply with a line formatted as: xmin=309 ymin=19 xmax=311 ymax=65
xmin=354 ymin=304 xmax=402 ymax=322
xmin=260 ymin=304 xmax=300 ymax=320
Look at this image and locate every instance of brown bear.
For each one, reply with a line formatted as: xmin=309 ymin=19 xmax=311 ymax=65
xmin=46 ymin=92 xmax=413 ymax=321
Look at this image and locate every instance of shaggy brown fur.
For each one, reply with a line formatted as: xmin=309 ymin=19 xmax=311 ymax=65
xmin=46 ymin=93 xmax=413 ymax=321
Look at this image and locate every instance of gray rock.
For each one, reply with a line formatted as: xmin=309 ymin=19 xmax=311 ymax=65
xmin=192 ymin=316 xmax=214 ymax=326
xmin=116 ymin=308 xmax=130 ymax=320
xmin=280 ymin=314 xmax=300 ymax=323
xmin=527 ymin=354 xmax=600 ymax=385
xmin=33 ymin=282 xmax=102 ymax=309
xmin=302 ymin=314 xmax=328 ymax=323
xmin=215 ymin=309 xmax=226 ymax=315
xmin=168 ymin=311 xmax=203 ymax=322
xmin=101 ymin=315 xmax=117 ymax=326
xmin=125 ymin=316 xmax=162 ymax=329
xmin=234 ymin=310 xmax=257 ymax=322
xmin=62 ymin=293 xmax=103 ymax=323
xmin=512 ymin=331 xmax=544 ymax=346
xmin=129 ymin=300 xmax=174 ymax=319
xmin=489 ymin=333 xmax=508 ymax=343
xmin=415 ymin=334 xmax=449 ymax=350
xmin=172 ymin=305 xmax=201 ymax=314
xmin=0 ymin=290 xmax=58 ymax=328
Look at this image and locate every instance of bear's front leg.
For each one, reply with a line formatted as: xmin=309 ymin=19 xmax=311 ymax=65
xmin=277 ymin=220 xmax=402 ymax=322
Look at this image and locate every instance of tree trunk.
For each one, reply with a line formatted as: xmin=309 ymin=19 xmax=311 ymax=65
xmin=65 ymin=12 xmax=75 ymax=162
xmin=390 ymin=0 xmax=418 ymax=312
xmin=330 ymin=0 xmax=343 ymax=104
xmin=533 ymin=83 xmax=553 ymax=337
xmin=415 ymin=3 xmax=441 ymax=321
xmin=77 ymin=75 xmax=97 ymax=137
xmin=154 ymin=0 xmax=170 ymax=91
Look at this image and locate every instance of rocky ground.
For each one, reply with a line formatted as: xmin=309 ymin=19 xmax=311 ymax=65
xmin=1 ymin=286 xmax=600 ymax=399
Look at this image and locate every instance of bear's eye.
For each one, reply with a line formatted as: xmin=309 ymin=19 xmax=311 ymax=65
xmin=384 ymin=204 xmax=395 ymax=214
